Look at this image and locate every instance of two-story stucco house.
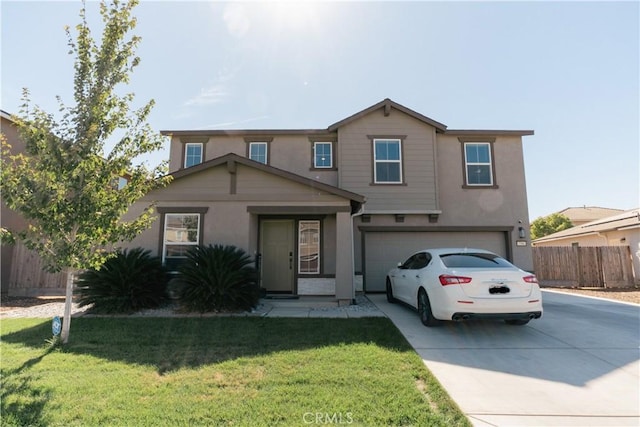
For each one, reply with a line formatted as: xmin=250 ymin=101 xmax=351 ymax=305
xmin=125 ymin=99 xmax=534 ymax=305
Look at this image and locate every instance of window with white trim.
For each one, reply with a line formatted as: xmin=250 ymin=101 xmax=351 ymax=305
xmin=249 ymin=142 xmax=268 ymax=164
xmin=464 ymin=143 xmax=493 ymax=186
xmin=313 ymin=142 xmax=333 ymax=168
xmin=163 ymin=213 xmax=200 ymax=270
xmin=373 ymin=139 xmax=402 ymax=183
xmin=184 ymin=143 xmax=203 ymax=168
xmin=298 ymin=220 xmax=320 ymax=274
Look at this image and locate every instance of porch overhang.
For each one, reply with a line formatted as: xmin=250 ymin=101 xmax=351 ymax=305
xmin=247 ymin=206 xmax=352 ymax=215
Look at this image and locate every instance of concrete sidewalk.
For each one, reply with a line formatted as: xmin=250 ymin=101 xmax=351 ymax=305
xmin=258 ymin=296 xmax=387 ymax=318
xmin=1 ymin=295 xmax=387 ymax=319
xmin=369 ymin=292 xmax=640 ymax=427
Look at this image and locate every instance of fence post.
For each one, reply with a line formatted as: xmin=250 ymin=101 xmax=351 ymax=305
xmin=576 ymin=247 xmax=584 ymax=287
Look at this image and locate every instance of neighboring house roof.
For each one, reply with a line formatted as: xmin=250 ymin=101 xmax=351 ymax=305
xmin=0 ymin=110 xmax=13 ymax=121
xmin=557 ymin=206 xmax=626 ymax=224
xmin=533 ymin=208 xmax=640 ymax=244
xmin=161 ymin=98 xmax=534 ymax=137
xmin=170 ymin=152 xmax=366 ymax=210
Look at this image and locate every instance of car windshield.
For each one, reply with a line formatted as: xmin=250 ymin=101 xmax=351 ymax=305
xmin=440 ymin=253 xmax=514 ymax=268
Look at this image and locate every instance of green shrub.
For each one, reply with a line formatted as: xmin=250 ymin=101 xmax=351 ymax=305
xmin=75 ymin=248 xmax=169 ymax=313
xmin=172 ymin=244 xmax=259 ymax=312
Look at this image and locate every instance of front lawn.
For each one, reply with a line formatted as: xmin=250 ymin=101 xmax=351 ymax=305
xmin=1 ymin=317 xmax=469 ymax=426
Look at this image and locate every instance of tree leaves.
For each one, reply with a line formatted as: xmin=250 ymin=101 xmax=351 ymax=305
xmin=0 ymin=0 xmax=170 ymax=273
xmin=530 ymin=213 xmax=573 ymax=240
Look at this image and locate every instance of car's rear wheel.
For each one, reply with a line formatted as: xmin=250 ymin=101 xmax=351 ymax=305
xmin=504 ymin=319 xmax=530 ymax=326
xmin=386 ymin=278 xmax=395 ymax=303
xmin=418 ymin=289 xmax=439 ymax=327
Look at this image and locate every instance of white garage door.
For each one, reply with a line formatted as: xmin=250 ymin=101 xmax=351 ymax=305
xmin=364 ymin=231 xmax=508 ymax=292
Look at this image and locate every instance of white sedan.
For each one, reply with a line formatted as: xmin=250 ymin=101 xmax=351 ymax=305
xmin=386 ymin=248 xmax=543 ymax=326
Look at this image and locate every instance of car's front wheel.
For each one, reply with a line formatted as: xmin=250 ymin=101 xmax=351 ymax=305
xmin=386 ymin=278 xmax=395 ymax=303
xmin=418 ymin=289 xmax=440 ymax=327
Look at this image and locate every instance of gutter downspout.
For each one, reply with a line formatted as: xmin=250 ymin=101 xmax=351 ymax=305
xmin=350 ymin=204 xmax=365 ymax=305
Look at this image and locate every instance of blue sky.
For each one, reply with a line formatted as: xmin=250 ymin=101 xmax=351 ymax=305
xmin=2 ymin=1 xmax=638 ymax=220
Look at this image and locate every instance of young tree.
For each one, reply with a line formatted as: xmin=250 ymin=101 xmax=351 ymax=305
xmin=1 ymin=0 xmax=170 ymax=343
xmin=530 ymin=213 xmax=573 ymax=240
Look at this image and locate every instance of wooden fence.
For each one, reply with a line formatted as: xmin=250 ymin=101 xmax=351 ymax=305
xmin=8 ymin=241 xmax=68 ymax=296
xmin=532 ymin=246 xmax=635 ymax=288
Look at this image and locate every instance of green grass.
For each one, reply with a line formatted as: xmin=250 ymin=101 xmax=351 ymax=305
xmin=1 ymin=317 xmax=470 ymax=426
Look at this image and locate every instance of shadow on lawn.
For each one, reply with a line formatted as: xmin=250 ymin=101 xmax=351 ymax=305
xmin=2 ymin=317 xmax=410 ymax=375
xmin=1 ymin=346 xmax=57 ymax=426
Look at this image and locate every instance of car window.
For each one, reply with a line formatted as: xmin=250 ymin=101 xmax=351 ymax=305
xmin=440 ymin=253 xmax=513 ymax=268
xmin=412 ymin=252 xmax=431 ymax=269
xmin=400 ymin=255 xmax=417 ymax=269
xmin=399 ymin=252 xmax=432 ymax=269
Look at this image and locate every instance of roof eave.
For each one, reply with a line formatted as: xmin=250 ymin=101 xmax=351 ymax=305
xmin=444 ymin=129 xmax=535 ymax=137
xmin=170 ymin=153 xmax=366 ymax=205
xmin=1 ymin=110 xmax=14 ymax=122
xmin=161 ymin=129 xmax=333 ymax=137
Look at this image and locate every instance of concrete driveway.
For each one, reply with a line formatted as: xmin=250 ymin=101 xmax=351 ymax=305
xmin=369 ymin=291 xmax=640 ymax=426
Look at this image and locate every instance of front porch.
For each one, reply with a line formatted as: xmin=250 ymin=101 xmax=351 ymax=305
xmin=256 ymin=295 xmax=385 ymax=318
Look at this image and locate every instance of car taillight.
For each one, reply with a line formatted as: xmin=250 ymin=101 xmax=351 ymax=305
xmin=439 ymin=274 xmax=472 ymax=286
xmin=523 ymin=275 xmax=538 ymax=284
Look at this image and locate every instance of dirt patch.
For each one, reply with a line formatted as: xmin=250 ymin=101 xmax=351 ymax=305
xmin=0 ymin=296 xmax=66 ymax=312
xmin=544 ymin=287 xmax=640 ymax=304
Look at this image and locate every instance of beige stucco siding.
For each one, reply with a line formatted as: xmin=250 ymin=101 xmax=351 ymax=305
xmin=123 ymin=162 xmax=350 ymax=276
xmin=235 ymin=165 xmax=343 ymax=202
xmin=154 ymin=167 xmax=230 ymax=200
xmin=436 ymin=135 xmax=530 ymax=226
xmin=169 ymin=135 xmax=340 ymax=187
xmin=436 ymin=134 xmax=532 ymax=269
xmin=337 ymin=108 xmax=438 ymax=212
xmin=322 ymin=216 xmax=337 ymax=274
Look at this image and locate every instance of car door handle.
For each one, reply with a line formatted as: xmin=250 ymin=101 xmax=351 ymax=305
xmin=416 ymin=275 xmax=420 ymax=278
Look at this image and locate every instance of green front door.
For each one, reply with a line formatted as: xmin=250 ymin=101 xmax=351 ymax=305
xmin=260 ymin=219 xmax=295 ymax=293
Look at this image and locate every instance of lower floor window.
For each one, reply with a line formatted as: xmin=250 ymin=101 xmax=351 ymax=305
xmin=299 ymin=220 xmax=320 ymax=274
xmin=163 ymin=213 xmax=200 ymax=270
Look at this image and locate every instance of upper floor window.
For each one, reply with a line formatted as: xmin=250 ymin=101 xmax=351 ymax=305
xmin=313 ymin=142 xmax=333 ymax=168
xmin=184 ymin=143 xmax=203 ymax=168
xmin=373 ymin=139 xmax=402 ymax=184
xmin=464 ymin=142 xmax=493 ymax=186
xmin=249 ymin=142 xmax=268 ymax=164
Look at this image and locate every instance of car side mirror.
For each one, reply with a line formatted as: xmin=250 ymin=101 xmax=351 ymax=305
xmin=397 ymin=262 xmax=402 ymax=268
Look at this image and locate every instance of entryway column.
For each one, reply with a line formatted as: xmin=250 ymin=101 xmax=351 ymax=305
xmin=335 ymin=211 xmax=353 ymax=305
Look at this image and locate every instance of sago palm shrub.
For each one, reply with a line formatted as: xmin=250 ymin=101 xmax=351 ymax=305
xmin=172 ymin=244 xmax=260 ymax=312
xmin=75 ymin=248 xmax=169 ymax=313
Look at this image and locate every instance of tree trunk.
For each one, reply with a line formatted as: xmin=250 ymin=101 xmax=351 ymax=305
xmin=61 ymin=270 xmax=75 ymax=344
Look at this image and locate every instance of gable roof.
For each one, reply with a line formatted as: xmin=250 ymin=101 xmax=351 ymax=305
xmin=170 ymin=153 xmax=366 ymax=208
xmin=161 ymin=98 xmax=534 ymax=138
xmin=533 ymin=208 xmax=640 ymax=243
xmin=327 ymin=98 xmax=448 ymax=132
